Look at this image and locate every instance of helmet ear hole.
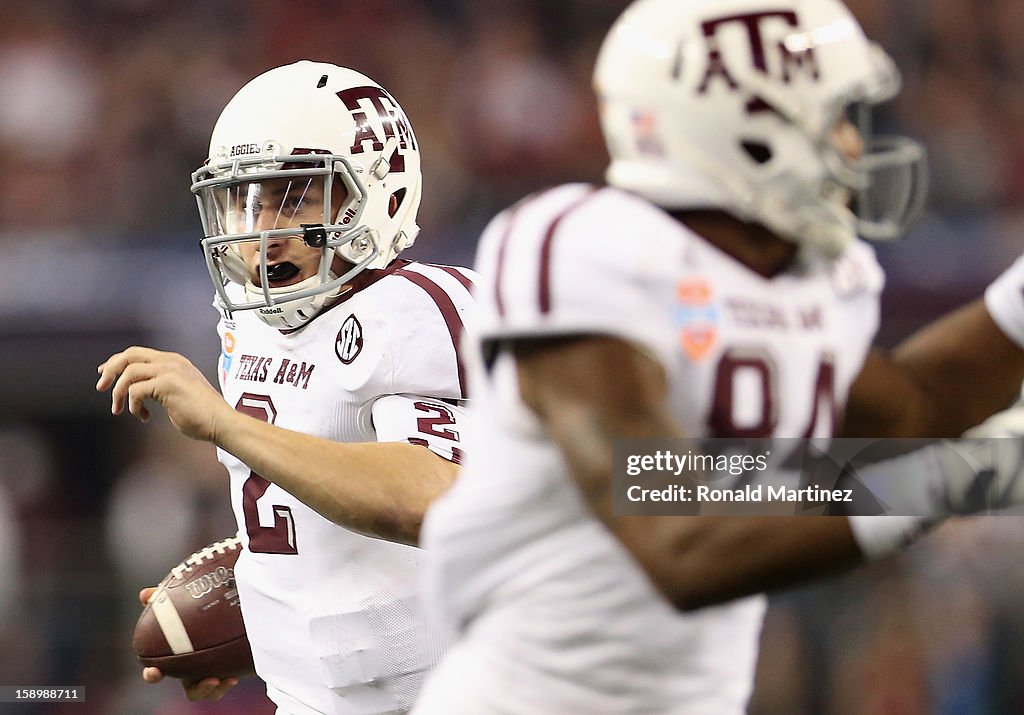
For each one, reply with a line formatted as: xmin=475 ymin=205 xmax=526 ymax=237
xmin=740 ymin=140 xmax=773 ymax=165
xmin=388 ymin=188 xmax=407 ymax=218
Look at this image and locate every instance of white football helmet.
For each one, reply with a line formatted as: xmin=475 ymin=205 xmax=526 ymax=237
xmin=595 ymin=0 xmax=927 ymax=256
xmin=192 ymin=61 xmax=422 ymax=328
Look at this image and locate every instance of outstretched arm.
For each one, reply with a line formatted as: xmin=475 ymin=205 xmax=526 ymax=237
xmin=844 ymin=299 xmax=1024 ymax=439
xmin=513 ymin=335 xmax=865 ymax=611
xmin=96 ymin=346 xmax=456 ymax=545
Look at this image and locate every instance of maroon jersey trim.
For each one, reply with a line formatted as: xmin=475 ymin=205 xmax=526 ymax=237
xmin=538 ymin=187 xmax=601 ymax=314
xmin=278 ymin=259 xmax=410 ymax=335
xmin=407 ymin=437 xmax=464 ymax=465
xmin=493 ymin=210 xmax=519 ymax=319
xmin=429 ymin=264 xmax=476 ymax=294
xmin=395 ymin=268 xmax=468 ymax=398
xmin=493 ymin=186 xmax=590 ymax=318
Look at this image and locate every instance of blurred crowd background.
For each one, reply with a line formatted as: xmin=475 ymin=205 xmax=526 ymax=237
xmin=1 ymin=0 xmax=1023 ymax=712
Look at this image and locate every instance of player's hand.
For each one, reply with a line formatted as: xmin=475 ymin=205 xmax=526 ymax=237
xmin=97 ymin=346 xmax=234 ymax=443
xmin=137 ymin=587 xmax=240 ymax=702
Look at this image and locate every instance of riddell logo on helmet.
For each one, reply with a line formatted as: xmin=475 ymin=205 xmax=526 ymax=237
xmin=696 ymin=11 xmax=820 ymax=103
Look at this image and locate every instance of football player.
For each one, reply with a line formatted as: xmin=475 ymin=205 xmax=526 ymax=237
xmin=98 ymin=62 xmax=474 ymax=713
xmin=412 ymin=2 xmax=1024 ymax=713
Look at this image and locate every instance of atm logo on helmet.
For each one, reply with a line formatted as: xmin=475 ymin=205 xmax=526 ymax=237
xmin=336 ymin=86 xmax=417 ymax=173
xmin=696 ymin=11 xmax=821 ymax=99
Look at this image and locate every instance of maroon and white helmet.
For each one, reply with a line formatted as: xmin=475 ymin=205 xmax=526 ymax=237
xmin=595 ymin=0 xmax=927 ymax=257
xmin=192 ymin=61 xmax=422 ymax=328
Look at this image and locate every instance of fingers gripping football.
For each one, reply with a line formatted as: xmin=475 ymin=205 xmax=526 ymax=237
xmin=134 ymin=537 xmax=252 ymax=698
xmin=96 ymin=346 xmax=232 ymax=443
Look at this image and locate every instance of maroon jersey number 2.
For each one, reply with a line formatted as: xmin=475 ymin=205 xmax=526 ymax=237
xmin=235 ymin=393 xmax=299 ymax=555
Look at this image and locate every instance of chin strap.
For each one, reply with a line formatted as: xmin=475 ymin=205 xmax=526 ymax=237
xmin=244 ymin=270 xmax=342 ymax=330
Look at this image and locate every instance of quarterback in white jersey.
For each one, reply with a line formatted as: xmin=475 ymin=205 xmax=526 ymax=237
xmin=415 ymin=2 xmax=1024 ymax=713
xmin=97 ymin=62 xmax=475 ymax=713
xmin=217 ymin=260 xmax=472 ymax=714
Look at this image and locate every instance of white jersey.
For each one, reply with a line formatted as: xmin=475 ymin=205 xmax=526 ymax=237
xmin=417 ymin=184 xmax=882 ymax=714
xmin=215 ymin=260 xmax=475 ymax=715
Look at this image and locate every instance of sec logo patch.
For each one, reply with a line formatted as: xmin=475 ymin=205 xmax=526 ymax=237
xmin=335 ymin=315 xmax=363 ymax=364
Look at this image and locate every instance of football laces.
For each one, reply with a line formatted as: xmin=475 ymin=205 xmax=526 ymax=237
xmin=170 ymin=537 xmax=242 ymax=581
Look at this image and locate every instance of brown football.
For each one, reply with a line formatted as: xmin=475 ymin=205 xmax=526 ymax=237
xmin=132 ymin=536 xmax=254 ymax=680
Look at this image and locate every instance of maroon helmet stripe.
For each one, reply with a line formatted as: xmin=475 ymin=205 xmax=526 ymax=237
xmin=396 ymin=269 xmax=468 ymax=398
xmin=432 ymin=265 xmax=476 ymax=294
xmin=538 ymin=187 xmax=600 ymax=314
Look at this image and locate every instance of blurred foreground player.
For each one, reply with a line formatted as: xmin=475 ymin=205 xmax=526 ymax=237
xmin=98 ymin=62 xmax=474 ymax=713
xmin=414 ymin=2 xmax=1024 ymax=713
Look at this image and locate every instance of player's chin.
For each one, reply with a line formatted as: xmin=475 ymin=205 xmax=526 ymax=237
xmin=267 ymin=278 xmax=304 ymax=289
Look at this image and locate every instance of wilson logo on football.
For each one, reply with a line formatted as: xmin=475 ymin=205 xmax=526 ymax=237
xmin=185 ymin=566 xmax=234 ymax=600
xmin=336 ymin=314 xmax=364 ymax=364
